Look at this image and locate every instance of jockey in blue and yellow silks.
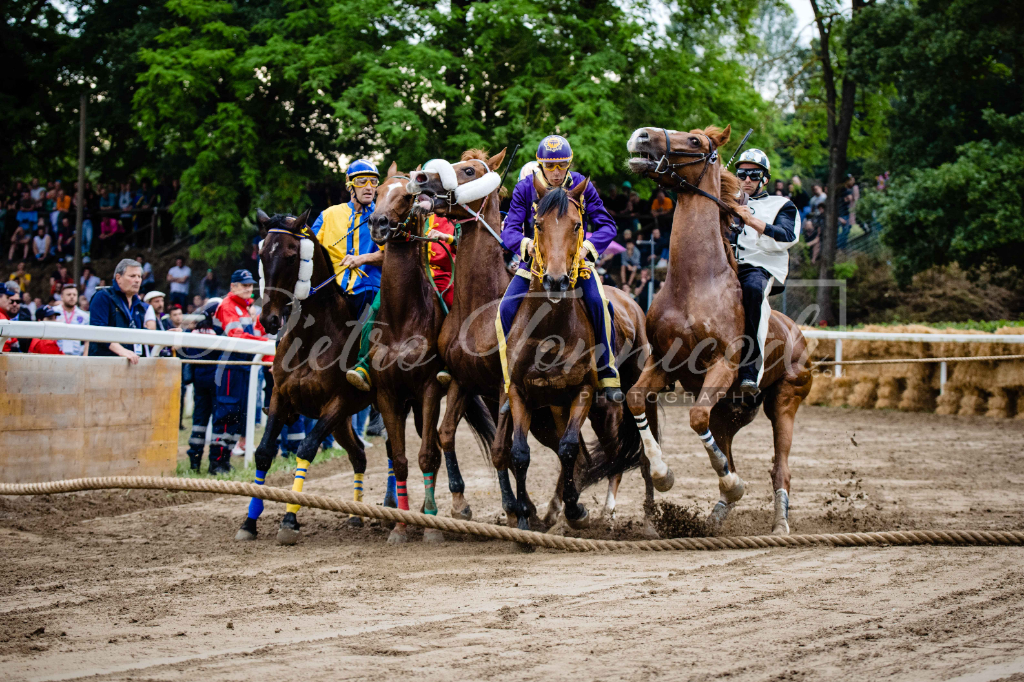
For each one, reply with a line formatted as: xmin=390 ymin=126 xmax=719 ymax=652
xmin=309 ymin=160 xmax=383 ymax=319
xmin=497 ymin=135 xmax=623 ymax=411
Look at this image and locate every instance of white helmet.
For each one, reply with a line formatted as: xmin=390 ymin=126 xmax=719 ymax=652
xmin=518 ymin=161 xmax=540 ymax=182
xmin=736 ymin=148 xmax=771 ymax=177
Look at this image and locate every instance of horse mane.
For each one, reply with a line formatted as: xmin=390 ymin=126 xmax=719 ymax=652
xmin=264 ymin=212 xmax=297 ymax=232
xmin=461 ymin=148 xmax=489 ymax=162
xmin=694 ymin=126 xmax=743 ymax=274
xmin=536 ymin=187 xmax=570 ymax=219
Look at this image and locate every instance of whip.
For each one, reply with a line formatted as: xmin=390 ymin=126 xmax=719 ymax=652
xmin=725 ymin=128 xmax=754 ymax=168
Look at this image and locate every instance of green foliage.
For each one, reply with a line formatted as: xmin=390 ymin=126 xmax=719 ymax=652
xmin=877 ymin=111 xmax=1024 ymax=283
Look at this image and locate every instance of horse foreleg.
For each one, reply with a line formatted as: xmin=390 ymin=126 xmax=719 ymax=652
xmin=234 ymin=411 xmax=285 ymax=541
xmin=333 ymin=416 xmax=367 ymax=528
xmin=438 ymin=380 xmax=472 ymax=521
xmin=377 ymin=392 xmax=410 ymax=544
xmin=417 ymin=380 xmax=445 ymax=543
xmin=691 ymin=360 xmax=745 ymax=532
xmin=543 ymin=406 xmax=568 ymax=527
xmin=508 ymin=387 xmax=534 ymax=547
xmin=491 ymin=390 xmax=519 ymax=527
xmin=558 ymin=387 xmax=594 ymax=530
xmin=626 ymin=356 xmax=673 ymax=491
xmin=277 ymin=414 xmax=339 ymax=546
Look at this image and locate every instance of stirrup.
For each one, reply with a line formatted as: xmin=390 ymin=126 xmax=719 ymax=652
xmin=346 ymin=367 xmax=371 ymax=392
xmin=436 ymin=369 xmax=452 ymax=387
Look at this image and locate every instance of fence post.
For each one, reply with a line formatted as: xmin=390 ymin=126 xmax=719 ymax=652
xmin=245 ymin=355 xmax=260 ymax=467
xmin=939 ymin=361 xmax=947 ymax=395
xmin=835 ymin=339 xmax=843 ymax=378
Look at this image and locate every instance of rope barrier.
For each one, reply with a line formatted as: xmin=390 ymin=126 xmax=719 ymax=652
xmin=2 ymin=476 xmax=1022 ymax=552
xmin=812 ymin=354 xmax=1024 ymax=367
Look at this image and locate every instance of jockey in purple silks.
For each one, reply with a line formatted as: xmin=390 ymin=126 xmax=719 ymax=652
xmin=497 ymin=135 xmax=624 ymax=412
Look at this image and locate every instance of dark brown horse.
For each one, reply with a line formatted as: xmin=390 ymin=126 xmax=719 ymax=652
xmin=409 ymin=151 xmax=657 ymax=534
xmin=500 ymin=175 xmax=653 ymax=534
xmin=366 ymin=165 xmax=459 ymax=544
xmin=625 ymin=125 xmax=813 ymax=534
xmin=235 ymin=210 xmax=373 ymax=544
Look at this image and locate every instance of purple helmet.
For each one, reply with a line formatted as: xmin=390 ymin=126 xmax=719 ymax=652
xmin=536 ymin=135 xmax=573 ymax=163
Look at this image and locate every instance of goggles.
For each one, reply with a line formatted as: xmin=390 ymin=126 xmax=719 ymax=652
xmin=736 ymin=169 xmax=766 ymax=181
xmin=541 ymin=161 xmax=570 ymax=172
xmin=349 ymin=176 xmax=379 ymax=188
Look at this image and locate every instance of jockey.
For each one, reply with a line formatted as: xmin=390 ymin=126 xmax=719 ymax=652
xmin=731 ymin=148 xmax=800 ymax=394
xmin=345 ymin=199 xmax=457 ymax=392
xmin=497 ymin=135 xmax=623 ymax=408
xmin=309 ymin=160 xmax=384 ymax=319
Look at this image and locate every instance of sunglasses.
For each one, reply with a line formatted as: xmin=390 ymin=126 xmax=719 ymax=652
xmin=350 ymin=176 xmax=379 ymax=188
xmin=541 ymin=162 xmax=570 ymax=171
xmin=736 ymin=169 xmax=766 ymax=181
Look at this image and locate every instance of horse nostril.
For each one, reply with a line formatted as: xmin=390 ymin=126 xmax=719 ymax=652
xmin=542 ymin=275 xmax=554 ymax=292
xmin=638 ymin=131 xmax=649 ymax=140
xmin=559 ymin=275 xmax=571 ymax=292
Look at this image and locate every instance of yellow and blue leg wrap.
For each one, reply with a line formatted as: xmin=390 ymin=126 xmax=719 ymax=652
xmin=247 ymin=470 xmax=267 ymax=520
xmin=350 ymin=472 xmax=364 ymax=519
xmin=285 ymin=458 xmax=310 ymax=514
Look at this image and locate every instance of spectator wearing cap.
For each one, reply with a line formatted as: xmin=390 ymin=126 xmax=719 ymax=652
xmin=56 ymin=284 xmax=89 ymax=356
xmin=29 ymin=306 xmax=65 ymax=354
xmin=0 ymin=281 xmax=20 ymax=352
xmin=207 ymin=270 xmax=265 ymax=474
xmin=88 ymin=258 xmax=147 ymax=364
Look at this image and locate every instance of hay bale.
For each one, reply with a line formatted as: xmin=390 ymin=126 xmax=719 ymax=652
xmin=874 ymin=377 xmax=900 ymax=410
xmin=848 ymin=378 xmax=878 ymax=409
xmin=1015 ymin=392 xmax=1024 ymax=420
xmin=985 ymin=388 xmax=1012 ymax=419
xmin=829 ymin=376 xmax=854 ymax=407
xmin=957 ymin=388 xmax=986 ymax=416
xmin=899 ymin=377 xmax=935 ymax=412
xmin=935 ymin=387 xmax=962 ymax=415
xmin=806 ymin=373 xmax=832 ymax=405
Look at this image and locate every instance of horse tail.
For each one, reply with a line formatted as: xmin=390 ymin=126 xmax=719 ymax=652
xmin=577 ymin=404 xmax=645 ymax=491
xmin=463 ymin=393 xmax=497 ymax=465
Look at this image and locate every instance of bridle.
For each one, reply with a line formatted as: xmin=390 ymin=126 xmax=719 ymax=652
xmin=530 ymin=193 xmax=591 ymax=290
xmin=428 ymin=159 xmax=505 ymax=247
xmin=651 ymin=128 xmax=742 ymax=226
xmin=263 ymin=227 xmax=336 ymax=303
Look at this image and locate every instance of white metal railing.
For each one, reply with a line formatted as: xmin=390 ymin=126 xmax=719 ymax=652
xmin=0 ymin=320 xmax=275 ymax=465
xmin=800 ymin=328 xmax=1024 ymax=388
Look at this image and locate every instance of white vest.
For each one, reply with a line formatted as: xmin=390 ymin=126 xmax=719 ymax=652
xmin=735 ymin=195 xmax=799 ymax=283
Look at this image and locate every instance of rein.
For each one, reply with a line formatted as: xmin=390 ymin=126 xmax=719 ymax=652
xmin=653 ymin=129 xmax=742 ymax=228
xmin=530 ymin=196 xmax=591 ymax=289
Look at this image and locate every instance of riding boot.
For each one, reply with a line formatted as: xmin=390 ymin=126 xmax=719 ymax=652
xmin=346 ymin=290 xmax=381 ymax=391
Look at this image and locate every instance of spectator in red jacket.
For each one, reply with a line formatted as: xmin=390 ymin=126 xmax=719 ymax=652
xmin=28 ymin=306 xmax=65 ymax=354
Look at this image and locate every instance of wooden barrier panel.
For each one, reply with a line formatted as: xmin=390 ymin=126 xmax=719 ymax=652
xmin=0 ymin=355 xmax=180 ymax=483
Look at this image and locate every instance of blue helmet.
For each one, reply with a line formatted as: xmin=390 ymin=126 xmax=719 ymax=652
xmin=536 ymin=135 xmax=573 ymax=163
xmin=346 ymin=159 xmax=379 ymax=180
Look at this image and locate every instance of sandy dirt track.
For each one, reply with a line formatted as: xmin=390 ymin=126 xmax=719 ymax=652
xmin=2 ymin=403 xmax=1024 ymax=682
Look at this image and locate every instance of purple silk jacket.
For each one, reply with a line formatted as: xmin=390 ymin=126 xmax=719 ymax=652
xmin=500 ymin=171 xmax=618 ymax=269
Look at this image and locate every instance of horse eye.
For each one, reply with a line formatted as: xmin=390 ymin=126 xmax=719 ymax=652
xmin=690 ymin=137 xmax=699 ymax=145
xmin=465 ymin=167 xmax=476 ymax=176
xmin=575 ymin=223 xmax=582 ymax=231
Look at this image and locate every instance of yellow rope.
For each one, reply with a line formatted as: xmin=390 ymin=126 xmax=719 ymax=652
xmin=530 ymin=225 xmax=591 ymax=288
xmin=2 ymin=476 xmax=1023 ymax=552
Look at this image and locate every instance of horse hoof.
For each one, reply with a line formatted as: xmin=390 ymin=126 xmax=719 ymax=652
xmin=772 ymin=519 xmax=790 ymax=536
xmin=705 ymin=501 xmax=733 ymax=534
xmin=346 ymin=515 xmax=364 ymax=528
xmin=423 ymin=528 xmax=444 ymax=544
xmin=718 ymin=472 xmax=745 ymax=503
xmin=276 ymin=527 xmax=301 ymax=545
xmin=234 ymin=517 xmax=257 ymax=541
xmin=652 ymin=467 xmax=675 ymax=492
xmin=387 ymin=526 xmax=408 ymax=545
xmin=505 ymin=512 xmax=519 ymax=528
xmin=642 ymin=518 xmax=661 ymax=539
xmin=565 ymin=506 xmax=590 ymax=530
xmin=451 ymin=505 xmax=472 ymax=522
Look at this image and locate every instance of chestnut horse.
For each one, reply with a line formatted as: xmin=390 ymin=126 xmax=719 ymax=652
xmin=500 ymin=175 xmax=653 ymax=534
xmin=235 ymin=210 xmax=373 ymax=544
xmin=625 ymin=125 xmax=812 ymax=534
xmin=409 ymin=151 xmax=657 ymax=533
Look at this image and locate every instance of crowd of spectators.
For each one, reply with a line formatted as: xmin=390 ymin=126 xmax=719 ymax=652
xmin=2 ymin=177 xmax=179 ymax=264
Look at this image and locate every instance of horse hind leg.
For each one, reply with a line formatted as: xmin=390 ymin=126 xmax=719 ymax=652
xmin=704 ymin=401 xmax=756 ymax=533
xmin=626 ymin=358 xmax=674 ymax=491
xmin=333 ymin=418 xmax=367 ymax=528
xmin=235 ymin=412 xmax=285 ymax=541
xmin=439 ymin=381 xmax=472 ymax=521
xmin=277 ymin=417 xmax=336 ymax=545
xmin=764 ymin=383 xmax=802 ymax=535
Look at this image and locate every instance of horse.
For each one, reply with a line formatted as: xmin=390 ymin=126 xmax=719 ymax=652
xmin=365 ymin=164 xmax=494 ymax=544
xmin=408 ymin=151 xmax=658 ymax=533
xmin=234 ymin=210 xmax=374 ymax=545
xmin=624 ymin=124 xmax=813 ymax=534
xmin=498 ymin=174 xmax=652 ymax=535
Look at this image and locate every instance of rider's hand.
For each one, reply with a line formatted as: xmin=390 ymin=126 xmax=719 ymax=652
xmin=576 ymin=245 xmax=591 ymax=262
xmin=426 ymin=229 xmax=449 ymax=243
xmin=522 ymin=238 xmax=535 ymax=259
xmin=734 ymin=205 xmax=766 ymax=235
xmin=341 ymin=254 xmax=364 ymax=268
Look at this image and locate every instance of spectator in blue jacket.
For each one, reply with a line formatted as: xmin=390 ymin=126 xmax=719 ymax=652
xmin=88 ymin=258 xmax=147 ymax=362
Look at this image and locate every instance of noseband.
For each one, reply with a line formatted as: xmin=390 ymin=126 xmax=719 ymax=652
xmin=652 ymin=129 xmax=741 ymax=226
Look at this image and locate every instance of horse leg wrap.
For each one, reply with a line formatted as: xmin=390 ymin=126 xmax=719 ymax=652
xmin=423 ymin=473 xmax=437 ymax=515
xmin=633 ymin=412 xmax=672 ymax=490
xmin=773 ymin=488 xmax=790 ymax=535
xmin=284 ymin=458 xmax=310 ymax=514
xmin=383 ymin=459 xmax=398 ymax=508
xmin=443 ymin=451 xmax=465 ymax=494
xmin=497 ymin=469 xmax=516 ymax=514
xmin=349 ymin=473 xmax=364 ymax=520
xmin=246 ymin=469 xmax=267 ymax=520
xmin=396 ymin=480 xmax=409 ymax=511
xmin=699 ymin=430 xmax=744 ymax=504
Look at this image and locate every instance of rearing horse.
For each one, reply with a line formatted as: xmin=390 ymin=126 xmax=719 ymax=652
xmin=625 ymin=125 xmax=812 ymax=534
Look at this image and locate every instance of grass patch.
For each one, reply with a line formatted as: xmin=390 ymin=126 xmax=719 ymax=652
xmin=174 ymin=447 xmax=352 ymax=481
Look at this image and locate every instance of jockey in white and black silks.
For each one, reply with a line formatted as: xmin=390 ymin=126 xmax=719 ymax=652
xmin=497 ymin=135 xmax=623 ymax=406
xmin=731 ymin=148 xmax=800 ymax=394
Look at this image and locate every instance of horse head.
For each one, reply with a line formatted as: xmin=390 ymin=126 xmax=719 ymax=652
xmin=370 ymin=162 xmax=432 ymax=244
xmin=532 ymin=173 xmax=588 ymax=296
xmin=627 ymin=125 xmax=732 ymax=191
xmin=406 ymin=148 xmax=506 ymax=222
xmin=255 ymin=207 xmax=312 ymax=335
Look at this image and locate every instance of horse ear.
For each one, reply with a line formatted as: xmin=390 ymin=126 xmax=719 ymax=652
xmin=387 ymin=161 xmax=399 ymax=178
xmin=712 ymin=124 xmax=732 ymax=149
xmin=570 ymin=176 xmax=590 ymax=202
xmin=414 ymin=163 xmax=422 ymax=172
xmin=532 ymin=169 xmax=549 ymax=198
xmin=256 ymin=209 xmax=270 ymax=227
xmin=487 ymin=148 xmax=507 ymax=172
xmin=292 ymin=208 xmax=311 ymax=232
